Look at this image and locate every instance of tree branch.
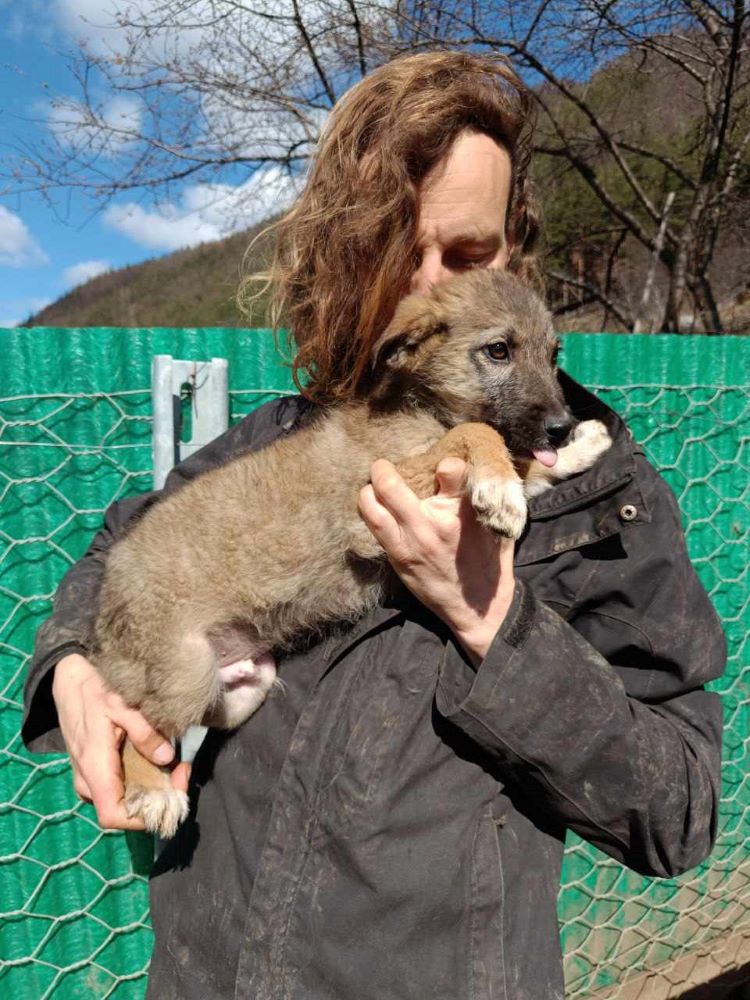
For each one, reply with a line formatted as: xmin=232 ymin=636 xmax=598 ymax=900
xmin=548 ymin=268 xmax=633 ymax=329
xmin=617 ymin=140 xmax=698 ymax=190
xmin=460 ymin=24 xmax=665 ymax=227
xmin=290 ymin=0 xmax=336 ymax=105
xmin=346 ymin=0 xmax=369 ymax=77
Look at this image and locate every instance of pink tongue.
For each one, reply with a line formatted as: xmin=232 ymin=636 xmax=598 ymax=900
xmin=533 ymin=448 xmax=558 ymax=468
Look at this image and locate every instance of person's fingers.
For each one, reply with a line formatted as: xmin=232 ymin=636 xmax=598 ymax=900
xmin=369 ymin=459 xmax=422 ymax=524
xmin=358 ymin=482 xmax=402 ymax=551
xmin=71 ymin=767 xmax=92 ymax=803
xmin=90 ymin=794 xmax=146 ymax=830
xmin=94 ymin=805 xmax=146 ymax=832
xmin=100 ymin=681 xmax=172 ymax=764
xmin=89 ymin=775 xmax=144 ymax=830
xmin=79 ymin=732 xmax=146 ymax=830
xmin=108 ymin=701 xmax=174 ymax=766
xmin=434 ymin=458 xmax=467 ymax=498
xmin=53 ymin=655 xmax=162 ymax=830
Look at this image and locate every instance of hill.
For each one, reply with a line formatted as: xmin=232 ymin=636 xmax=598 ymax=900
xmin=24 ymin=223 xmax=274 ymax=329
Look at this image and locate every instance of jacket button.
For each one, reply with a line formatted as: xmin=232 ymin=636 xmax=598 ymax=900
xmin=619 ymin=504 xmax=638 ymax=522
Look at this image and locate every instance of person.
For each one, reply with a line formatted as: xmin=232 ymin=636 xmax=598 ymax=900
xmin=23 ymin=51 xmax=726 ymax=1000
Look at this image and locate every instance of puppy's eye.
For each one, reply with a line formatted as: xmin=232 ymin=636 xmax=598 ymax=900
xmin=484 ymin=341 xmax=510 ymax=362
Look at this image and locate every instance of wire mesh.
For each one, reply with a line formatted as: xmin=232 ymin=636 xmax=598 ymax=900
xmin=558 ymin=380 xmax=749 ymax=999
xmin=0 ymin=329 xmax=747 ymax=999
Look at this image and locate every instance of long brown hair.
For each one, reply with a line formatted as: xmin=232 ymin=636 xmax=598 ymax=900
xmin=239 ymin=50 xmax=541 ymax=404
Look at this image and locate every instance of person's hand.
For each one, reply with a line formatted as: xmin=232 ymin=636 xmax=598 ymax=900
xmin=358 ymin=457 xmax=516 ymax=665
xmin=52 ymin=653 xmax=191 ymax=830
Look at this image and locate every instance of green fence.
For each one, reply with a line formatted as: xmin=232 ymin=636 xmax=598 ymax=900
xmin=0 ymin=328 xmax=747 ymax=999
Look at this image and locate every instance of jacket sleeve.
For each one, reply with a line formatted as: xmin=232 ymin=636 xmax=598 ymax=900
xmin=436 ymin=457 xmax=727 ymax=878
xmin=22 ymin=396 xmax=302 ymax=754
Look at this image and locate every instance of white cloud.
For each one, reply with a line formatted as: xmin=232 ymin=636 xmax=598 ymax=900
xmin=62 ymin=259 xmax=111 ymax=287
xmin=103 ymin=167 xmax=299 ymax=251
xmin=0 ymin=207 xmax=48 ymax=267
xmin=54 ymin=0 xmax=209 ymax=58
xmin=0 ymin=297 xmax=52 ymax=327
xmin=55 ymin=0 xmax=130 ymax=55
xmin=46 ymin=1 xmax=352 ymax=196
xmin=52 ymin=2 xmax=342 ymax=161
xmin=101 ymin=95 xmax=142 ymax=137
xmin=48 ymin=94 xmax=143 ymax=155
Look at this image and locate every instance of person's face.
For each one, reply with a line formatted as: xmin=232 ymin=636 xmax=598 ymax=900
xmin=410 ymin=131 xmax=512 ymax=298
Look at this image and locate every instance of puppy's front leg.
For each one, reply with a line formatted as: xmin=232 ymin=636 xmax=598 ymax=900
xmin=396 ymin=423 xmax=527 ymax=539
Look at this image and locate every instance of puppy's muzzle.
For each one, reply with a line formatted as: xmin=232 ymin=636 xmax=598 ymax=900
xmin=544 ymin=412 xmax=575 ymax=448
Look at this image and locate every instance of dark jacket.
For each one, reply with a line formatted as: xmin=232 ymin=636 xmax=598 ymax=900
xmin=23 ymin=375 xmax=726 ymax=1000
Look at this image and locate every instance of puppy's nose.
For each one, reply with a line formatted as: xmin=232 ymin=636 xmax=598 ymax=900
xmin=544 ymin=413 xmax=574 ymax=447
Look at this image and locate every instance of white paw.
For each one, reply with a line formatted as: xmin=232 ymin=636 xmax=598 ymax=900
xmin=125 ymin=785 xmax=189 ymax=838
xmin=470 ymin=475 xmax=527 ymax=539
xmin=557 ymin=420 xmax=612 ymax=475
xmin=204 ymin=653 xmax=278 ymax=729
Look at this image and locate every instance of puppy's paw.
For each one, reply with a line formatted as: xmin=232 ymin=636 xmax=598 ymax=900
xmin=557 ymin=420 xmax=612 ymax=475
xmin=203 ymin=654 xmax=278 ymax=729
xmin=125 ymin=784 xmax=189 ymax=839
xmin=469 ymin=474 xmax=527 ymax=539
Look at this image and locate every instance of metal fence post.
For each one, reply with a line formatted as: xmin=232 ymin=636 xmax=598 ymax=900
xmin=151 ymin=355 xmax=229 ymax=490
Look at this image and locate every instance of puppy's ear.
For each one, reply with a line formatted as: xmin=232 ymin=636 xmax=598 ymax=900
xmin=371 ymin=293 xmax=447 ymax=373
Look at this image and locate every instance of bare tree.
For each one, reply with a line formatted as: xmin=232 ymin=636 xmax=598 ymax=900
xmin=3 ymin=2 xmax=398 ymax=215
xmin=4 ymin=0 xmax=747 ymax=331
xmin=398 ymin=0 xmax=749 ymax=332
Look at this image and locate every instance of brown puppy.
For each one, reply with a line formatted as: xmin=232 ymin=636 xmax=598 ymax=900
xmin=92 ymin=270 xmax=611 ymax=836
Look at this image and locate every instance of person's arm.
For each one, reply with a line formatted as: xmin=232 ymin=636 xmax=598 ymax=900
xmin=361 ymin=455 xmax=726 ymax=877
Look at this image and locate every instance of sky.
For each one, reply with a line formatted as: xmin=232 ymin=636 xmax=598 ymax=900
xmin=0 ymin=0 xmax=294 ymax=327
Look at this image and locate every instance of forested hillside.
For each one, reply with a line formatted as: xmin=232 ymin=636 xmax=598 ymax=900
xmin=25 ymin=225 xmax=275 ymax=329
xmin=536 ymin=45 xmax=749 ymax=333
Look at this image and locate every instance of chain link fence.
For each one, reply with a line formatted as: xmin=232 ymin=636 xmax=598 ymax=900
xmin=0 ymin=328 xmax=747 ymax=998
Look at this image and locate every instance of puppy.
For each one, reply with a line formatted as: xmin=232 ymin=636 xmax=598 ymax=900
xmin=91 ymin=270 xmax=611 ymax=836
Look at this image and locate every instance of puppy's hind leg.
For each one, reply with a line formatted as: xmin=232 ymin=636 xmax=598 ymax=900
xmin=142 ymin=628 xmax=222 ymax=736
xmin=122 ymin=738 xmax=188 ymax=838
xmin=121 ymin=628 xmax=218 ymax=837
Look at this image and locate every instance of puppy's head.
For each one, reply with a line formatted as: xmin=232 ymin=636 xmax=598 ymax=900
xmin=370 ymin=270 xmax=573 ymax=464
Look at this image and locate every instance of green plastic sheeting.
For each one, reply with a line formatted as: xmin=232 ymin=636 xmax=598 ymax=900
xmin=0 ymin=327 xmax=747 ymax=998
